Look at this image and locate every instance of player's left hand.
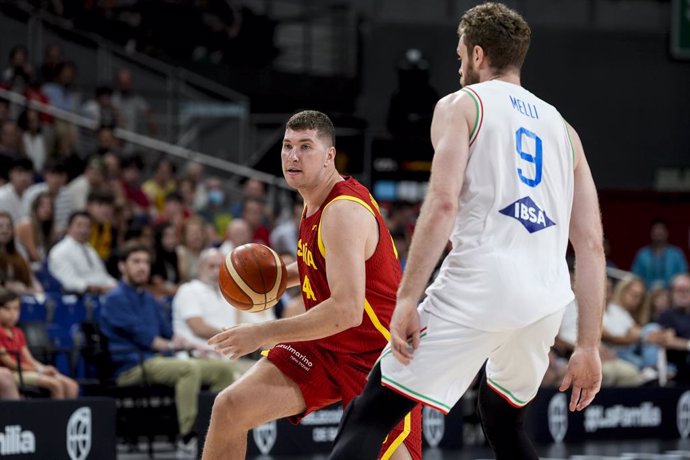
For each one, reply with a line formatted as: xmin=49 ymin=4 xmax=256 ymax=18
xmin=390 ymin=298 xmax=420 ymax=366
xmin=208 ymin=324 xmax=262 ymax=361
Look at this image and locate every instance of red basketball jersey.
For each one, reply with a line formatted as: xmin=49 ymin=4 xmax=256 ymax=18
xmin=296 ymin=176 xmax=402 ymax=354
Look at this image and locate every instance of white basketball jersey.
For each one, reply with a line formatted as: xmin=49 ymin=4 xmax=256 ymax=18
xmin=423 ymin=80 xmax=575 ymax=331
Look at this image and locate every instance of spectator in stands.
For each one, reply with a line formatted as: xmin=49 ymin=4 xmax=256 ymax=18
xmin=99 ymin=242 xmax=235 ymax=453
xmin=16 ymin=192 xmax=57 ymax=267
xmin=172 ymin=249 xmax=238 ymax=356
xmin=22 ymin=158 xmax=71 ymax=235
xmin=112 ymin=68 xmax=156 ymax=135
xmin=183 ymin=161 xmax=207 ymax=211
xmin=41 ymin=61 xmax=79 ymax=113
xmin=120 ymin=154 xmax=150 ymax=219
xmin=17 ymin=109 xmax=47 ymax=173
xmin=177 ymin=217 xmax=209 ymax=282
xmin=150 ymin=222 xmax=181 ymax=298
xmin=199 ymin=177 xmax=232 ymax=239
xmin=218 ymin=218 xmax=251 ymax=256
xmin=143 ymin=157 xmax=177 ymax=214
xmin=632 ymin=219 xmax=688 ymax=289
xmin=229 ymin=177 xmax=265 ymax=218
xmin=269 ymin=199 xmax=301 ymax=255
xmin=0 ymin=158 xmax=34 ymax=223
xmin=2 ymin=45 xmax=33 ymax=97
xmin=0 ymin=367 xmax=19 ymax=400
xmin=48 ymin=211 xmax=117 ymax=295
xmin=37 ymin=44 xmax=64 ymax=84
xmin=81 ymin=85 xmax=120 ymax=128
xmin=602 ymin=275 xmax=670 ymax=374
xmin=66 ymin=155 xmax=106 ymax=211
xmin=152 ymin=192 xmax=188 ymax=238
xmin=50 ymin=123 xmax=84 ymax=181
xmin=0 ymin=212 xmax=42 ymax=295
xmin=86 ymin=190 xmax=117 ymax=262
xmin=0 ymin=288 xmax=79 ymax=399
xmin=94 ymin=126 xmax=122 ymax=157
xmin=657 ymin=273 xmax=690 ymax=383
xmin=0 ymin=121 xmax=25 ymax=181
xmin=645 ymin=286 xmax=671 ymax=323
xmin=242 ymin=198 xmax=270 ymax=246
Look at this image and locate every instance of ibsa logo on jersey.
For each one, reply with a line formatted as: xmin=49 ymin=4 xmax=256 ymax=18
xmin=499 ymin=196 xmax=555 ymax=233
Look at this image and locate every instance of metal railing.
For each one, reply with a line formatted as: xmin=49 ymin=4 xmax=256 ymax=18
xmin=0 ymin=87 xmax=289 ymax=190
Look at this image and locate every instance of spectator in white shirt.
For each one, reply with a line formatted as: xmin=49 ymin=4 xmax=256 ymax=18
xmin=0 ymin=158 xmax=34 ymax=223
xmin=172 ymin=248 xmax=238 ymax=352
xmin=48 ymin=211 xmax=116 ymax=294
xmin=65 ymin=156 xmax=106 ymax=211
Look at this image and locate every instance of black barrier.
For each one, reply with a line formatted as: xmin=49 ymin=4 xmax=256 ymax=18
xmin=0 ymin=397 xmax=115 ymax=460
xmin=527 ymin=387 xmax=690 ymax=444
xmin=197 ymin=392 xmax=463 ymax=456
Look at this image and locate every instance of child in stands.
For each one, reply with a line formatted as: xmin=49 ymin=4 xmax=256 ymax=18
xmin=0 ymin=288 xmax=78 ymax=398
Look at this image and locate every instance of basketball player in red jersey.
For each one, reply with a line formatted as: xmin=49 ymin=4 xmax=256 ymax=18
xmin=202 ymin=110 xmax=421 ymax=460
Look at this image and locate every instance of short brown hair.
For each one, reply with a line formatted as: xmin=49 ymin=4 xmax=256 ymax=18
xmin=286 ymin=110 xmax=335 ymax=148
xmin=118 ymin=241 xmax=152 ymax=263
xmin=458 ymin=2 xmax=531 ymax=72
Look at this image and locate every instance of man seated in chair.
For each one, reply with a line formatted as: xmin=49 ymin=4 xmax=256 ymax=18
xmin=172 ymin=248 xmax=256 ymax=376
xmin=99 ymin=241 xmax=235 ymax=454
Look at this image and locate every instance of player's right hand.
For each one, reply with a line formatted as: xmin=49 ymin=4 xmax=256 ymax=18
xmin=559 ymin=346 xmax=602 ymax=412
xmin=389 ymin=299 xmax=420 ymax=365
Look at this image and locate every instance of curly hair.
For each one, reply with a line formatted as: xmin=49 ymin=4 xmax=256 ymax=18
xmin=286 ymin=110 xmax=335 ymax=148
xmin=458 ymin=2 xmax=531 ymax=72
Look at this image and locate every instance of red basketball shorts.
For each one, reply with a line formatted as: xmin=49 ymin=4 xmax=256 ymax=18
xmin=266 ymin=340 xmax=422 ymax=460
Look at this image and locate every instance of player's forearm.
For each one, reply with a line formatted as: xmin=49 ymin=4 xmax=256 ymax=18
xmin=397 ymin=194 xmax=456 ymax=302
xmin=285 ymin=261 xmax=300 ymax=288
xmin=261 ymin=297 xmax=360 ymax=344
xmin=573 ymin=246 xmax=606 ymax=349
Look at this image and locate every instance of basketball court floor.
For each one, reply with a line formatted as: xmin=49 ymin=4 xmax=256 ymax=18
xmin=118 ymin=438 xmax=690 ymax=459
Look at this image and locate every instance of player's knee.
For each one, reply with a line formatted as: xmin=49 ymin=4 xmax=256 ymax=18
xmin=210 ymin=387 xmax=248 ymax=428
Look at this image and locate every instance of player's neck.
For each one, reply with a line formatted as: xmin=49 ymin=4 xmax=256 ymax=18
xmin=481 ymin=69 xmax=521 ymax=86
xmin=301 ymin=170 xmax=343 ymax=217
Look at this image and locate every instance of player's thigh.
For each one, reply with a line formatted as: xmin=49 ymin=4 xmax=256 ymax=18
xmin=486 ymin=308 xmax=565 ymax=406
xmin=213 ymin=357 xmax=307 ymax=427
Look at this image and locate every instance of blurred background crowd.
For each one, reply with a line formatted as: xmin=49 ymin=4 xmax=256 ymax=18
xmin=0 ymin=0 xmax=689 ymax=455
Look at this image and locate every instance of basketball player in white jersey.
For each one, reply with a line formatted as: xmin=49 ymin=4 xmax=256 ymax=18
xmin=329 ymin=3 xmax=605 ymax=459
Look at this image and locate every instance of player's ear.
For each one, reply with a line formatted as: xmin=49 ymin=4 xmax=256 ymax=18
xmin=325 ymin=147 xmax=336 ymax=167
xmin=473 ymin=45 xmax=484 ymax=66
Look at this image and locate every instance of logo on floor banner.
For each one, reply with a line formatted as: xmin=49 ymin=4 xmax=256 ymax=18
xmin=66 ymin=407 xmax=91 ymax=460
xmin=253 ymin=421 xmax=277 ymax=454
xmin=548 ymin=393 xmax=568 ymax=442
xmin=677 ymin=391 xmax=690 ymax=438
xmin=422 ymin=407 xmax=445 ymax=447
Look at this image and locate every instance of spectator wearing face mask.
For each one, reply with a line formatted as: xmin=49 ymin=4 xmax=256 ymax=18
xmin=199 ymin=177 xmax=232 ymax=240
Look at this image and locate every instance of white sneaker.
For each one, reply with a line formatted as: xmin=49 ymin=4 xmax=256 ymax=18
xmin=176 ymin=437 xmax=197 ymax=459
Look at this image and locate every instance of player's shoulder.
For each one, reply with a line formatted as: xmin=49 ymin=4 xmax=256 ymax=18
xmin=436 ymin=88 xmax=478 ymax=115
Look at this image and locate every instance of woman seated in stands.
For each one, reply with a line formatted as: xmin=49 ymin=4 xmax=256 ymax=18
xmin=176 ymin=216 xmax=209 ymax=282
xmin=602 ymin=275 xmax=673 ymax=373
xmin=15 ymin=192 xmax=57 ymax=269
xmin=0 ymin=212 xmax=42 ymax=295
xmin=0 ymin=288 xmax=79 ymax=399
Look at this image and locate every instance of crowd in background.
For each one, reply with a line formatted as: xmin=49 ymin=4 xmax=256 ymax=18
xmin=1 ymin=36 xmax=690 ymax=452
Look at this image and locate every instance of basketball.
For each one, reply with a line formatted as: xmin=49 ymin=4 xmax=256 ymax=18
xmin=219 ymin=243 xmax=288 ymax=312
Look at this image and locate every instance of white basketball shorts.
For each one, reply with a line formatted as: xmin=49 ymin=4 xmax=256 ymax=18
xmin=379 ymin=306 xmax=565 ymax=413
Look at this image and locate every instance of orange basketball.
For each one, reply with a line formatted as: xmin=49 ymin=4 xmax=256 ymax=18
xmin=219 ymin=243 xmax=288 ymax=312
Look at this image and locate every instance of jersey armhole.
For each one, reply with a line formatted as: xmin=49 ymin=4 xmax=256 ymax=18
xmin=316 ymin=196 xmax=378 ymax=258
xmin=460 ymin=87 xmax=484 ymax=145
xmin=561 ymin=117 xmax=576 ymax=169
